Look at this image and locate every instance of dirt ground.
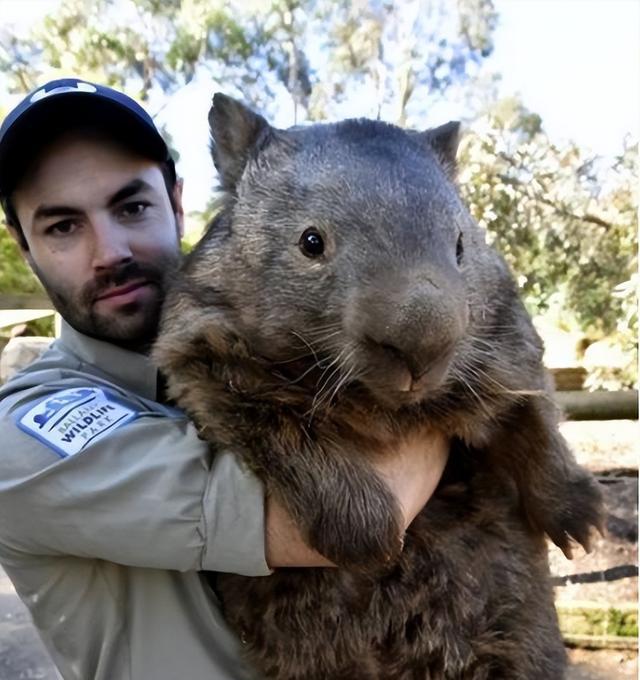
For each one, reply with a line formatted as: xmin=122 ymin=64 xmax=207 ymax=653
xmin=559 ymin=419 xmax=638 ymax=679
xmin=566 ymin=647 xmax=638 ymax=680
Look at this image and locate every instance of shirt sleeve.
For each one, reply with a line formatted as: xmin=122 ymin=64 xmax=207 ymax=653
xmin=0 ymin=385 xmax=271 ymax=576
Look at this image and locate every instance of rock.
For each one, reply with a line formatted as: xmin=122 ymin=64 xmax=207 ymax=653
xmin=0 ymin=337 xmax=52 ymax=384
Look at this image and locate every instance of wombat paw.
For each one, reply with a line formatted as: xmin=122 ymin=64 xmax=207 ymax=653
xmin=530 ymin=475 xmax=605 ymax=559
xmin=307 ymin=504 xmax=404 ymax=574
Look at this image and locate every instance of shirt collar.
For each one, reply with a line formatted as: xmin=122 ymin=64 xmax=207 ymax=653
xmin=58 ymin=319 xmax=160 ymax=400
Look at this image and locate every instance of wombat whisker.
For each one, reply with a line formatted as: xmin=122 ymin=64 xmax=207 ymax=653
xmin=278 ymin=361 xmax=326 ymax=386
xmin=272 ymin=351 xmax=322 ymax=366
xmin=327 ymin=364 xmax=357 ymax=410
xmin=317 ymin=341 xmax=350 ymax=358
xmin=290 ymin=329 xmax=346 ymax=365
xmin=506 ymin=389 xmax=550 ymax=398
xmin=472 ymin=368 xmax=545 ymax=400
xmin=468 ymin=336 xmax=500 ymax=352
xmin=320 ymin=363 xmax=355 ymax=415
xmin=467 ymin=365 xmax=510 ymax=393
xmin=314 ymin=350 xmax=349 ymax=395
xmin=472 ymin=326 xmax=521 ymax=336
xmin=314 ymin=331 xmax=343 ymax=347
xmin=462 ymin=363 xmax=513 ymax=399
xmin=449 ymin=366 xmax=494 ymax=419
xmin=456 ymin=363 xmax=501 ymax=399
xmin=464 ymin=345 xmax=497 ymax=360
xmin=309 ymin=347 xmax=356 ymax=418
xmin=290 ymin=330 xmax=321 ymax=364
xmin=300 ymin=324 xmax=343 ymax=338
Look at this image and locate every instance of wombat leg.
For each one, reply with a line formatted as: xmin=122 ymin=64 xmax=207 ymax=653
xmin=486 ymin=397 xmax=604 ymax=558
xmin=254 ymin=439 xmax=405 ymax=573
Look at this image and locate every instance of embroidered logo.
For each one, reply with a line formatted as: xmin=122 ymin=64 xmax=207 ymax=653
xmin=16 ymin=387 xmax=138 ymax=457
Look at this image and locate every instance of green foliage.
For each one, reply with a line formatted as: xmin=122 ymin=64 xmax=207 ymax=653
xmin=557 ymin=605 xmax=638 ymax=639
xmin=0 ymin=227 xmax=42 ymax=295
xmin=457 ymin=98 xmax=637 ymax=386
xmin=25 ymin=315 xmax=56 ymax=338
xmin=605 ymin=607 xmax=639 ymax=638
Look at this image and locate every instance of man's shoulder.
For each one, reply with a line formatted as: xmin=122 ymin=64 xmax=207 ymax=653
xmin=0 ymin=336 xmax=148 ymax=409
xmin=0 ymin=341 xmax=169 ymax=462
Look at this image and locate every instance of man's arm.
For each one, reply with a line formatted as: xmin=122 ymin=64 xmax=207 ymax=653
xmin=0 ymin=382 xmax=447 ymax=573
xmin=0 ymin=389 xmax=270 ymax=575
xmin=265 ymin=429 xmax=449 ymax=568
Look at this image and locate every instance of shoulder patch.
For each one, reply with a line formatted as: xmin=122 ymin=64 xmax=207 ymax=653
xmin=15 ymin=387 xmax=138 ymax=458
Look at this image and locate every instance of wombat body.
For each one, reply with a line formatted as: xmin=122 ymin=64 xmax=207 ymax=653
xmin=153 ymin=95 xmax=603 ymax=679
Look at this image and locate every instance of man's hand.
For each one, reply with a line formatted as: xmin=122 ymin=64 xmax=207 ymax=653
xmin=374 ymin=428 xmax=449 ymax=532
xmin=265 ymin=429 xmax=449 ymax=568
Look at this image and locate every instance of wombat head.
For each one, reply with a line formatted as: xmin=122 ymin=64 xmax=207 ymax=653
xmin=163 ymin=95 xmax=529 ymax=413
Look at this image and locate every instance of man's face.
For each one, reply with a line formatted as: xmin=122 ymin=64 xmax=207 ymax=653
xmin=11 ymin=134 xmax=184 ymax=348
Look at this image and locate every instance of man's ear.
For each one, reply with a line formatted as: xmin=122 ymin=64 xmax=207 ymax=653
xmin=208 ymin=93 xmax=272 ymax=192
xmin=172 ymin=177 xmax=185 ymax=239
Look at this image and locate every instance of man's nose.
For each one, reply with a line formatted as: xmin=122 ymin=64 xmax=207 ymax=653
xmin=90 ymin=216 xmax=133 ymax=270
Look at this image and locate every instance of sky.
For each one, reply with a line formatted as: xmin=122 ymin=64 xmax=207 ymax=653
xmin=492 ymin=0 xmax=639 ymax=155
xmin=1 ymin=0 xmax=638 ymax=211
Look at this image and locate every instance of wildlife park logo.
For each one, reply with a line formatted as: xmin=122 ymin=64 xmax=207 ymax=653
xmin=16 ymin=386 xmax=138 ymax=458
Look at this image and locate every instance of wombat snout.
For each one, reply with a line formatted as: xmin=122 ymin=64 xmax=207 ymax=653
xmin=345 ymin=270 xmax=468 ymax=402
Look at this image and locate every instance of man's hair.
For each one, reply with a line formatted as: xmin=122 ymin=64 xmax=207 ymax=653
xmin=1 ymin=127 xmax=178 ymax=250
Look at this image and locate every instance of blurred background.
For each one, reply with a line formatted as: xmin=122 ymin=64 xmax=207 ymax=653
xmin=0 ymin=1 xmax=637 ymax=679
xmin=0 ymin=0 xmax=637 ymax=393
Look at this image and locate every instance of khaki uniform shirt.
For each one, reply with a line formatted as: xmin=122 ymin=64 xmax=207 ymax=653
xmin=0 ymin=321 xmax=269 ymax=680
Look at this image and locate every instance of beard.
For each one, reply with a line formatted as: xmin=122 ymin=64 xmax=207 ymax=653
xmin=34 ymin=250 xmax=182 ymax=350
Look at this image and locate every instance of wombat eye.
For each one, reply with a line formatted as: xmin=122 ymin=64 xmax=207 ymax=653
xmin=299 ymin=228 xmax=325 ymax=258
xmin=456 ymin=233 xmax=464 ymax=265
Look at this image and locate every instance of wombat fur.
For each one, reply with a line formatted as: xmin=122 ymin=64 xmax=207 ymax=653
xmin=153 ymin=94 xmax=604 ymax=680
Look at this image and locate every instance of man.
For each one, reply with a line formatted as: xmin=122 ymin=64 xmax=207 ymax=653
xmin=0 ymin=79 xmax=448 ymax=679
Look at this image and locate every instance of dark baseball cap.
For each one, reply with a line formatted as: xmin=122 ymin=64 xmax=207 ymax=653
xmin=0 ymin=77 xmax=174 ymax=198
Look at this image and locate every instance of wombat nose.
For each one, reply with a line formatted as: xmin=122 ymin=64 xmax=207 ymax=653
xmin=357 ymin=285 xmax=468 ymax=386
xmin=346 ymin=268 xmax=468 ymax=389
xmin=375 ymin=338 xmax=451 ymax=382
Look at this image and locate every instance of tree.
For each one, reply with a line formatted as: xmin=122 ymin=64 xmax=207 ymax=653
xmin=458 ymin=97 xmax=638 ymax=386
xmin=0 ymin=0 xmax=497 ymax=121
xmin=0 ymin=0 xmax=493 ymax=235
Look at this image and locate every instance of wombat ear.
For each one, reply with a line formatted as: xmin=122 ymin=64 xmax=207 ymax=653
xmin=209 ymin=93 xmax=271 ymax=191
xmin=416 ymin=121 xmax=461 ymax=178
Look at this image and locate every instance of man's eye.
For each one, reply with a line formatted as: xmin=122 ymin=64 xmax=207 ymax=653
xmin=46 ymin=220 xmax=77 ymax=236
xmin=120 ymin=201 xmax=150 ymax=218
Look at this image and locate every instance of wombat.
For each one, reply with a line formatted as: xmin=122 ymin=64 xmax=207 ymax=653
xmin=153 ymin=94 xmax=604 ymax=680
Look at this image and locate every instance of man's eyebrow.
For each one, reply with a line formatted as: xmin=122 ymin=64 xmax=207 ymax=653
xmin=32 ymin=179 xmax=155 ymax=222
xmin=33 ymin=204 xmax=82 ymax=221
xmin=107 ymin=178 xmax=154 ymax=207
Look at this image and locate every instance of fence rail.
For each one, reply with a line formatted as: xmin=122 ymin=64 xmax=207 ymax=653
xmin=556 ymin=390 xmax=638 ymax=421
